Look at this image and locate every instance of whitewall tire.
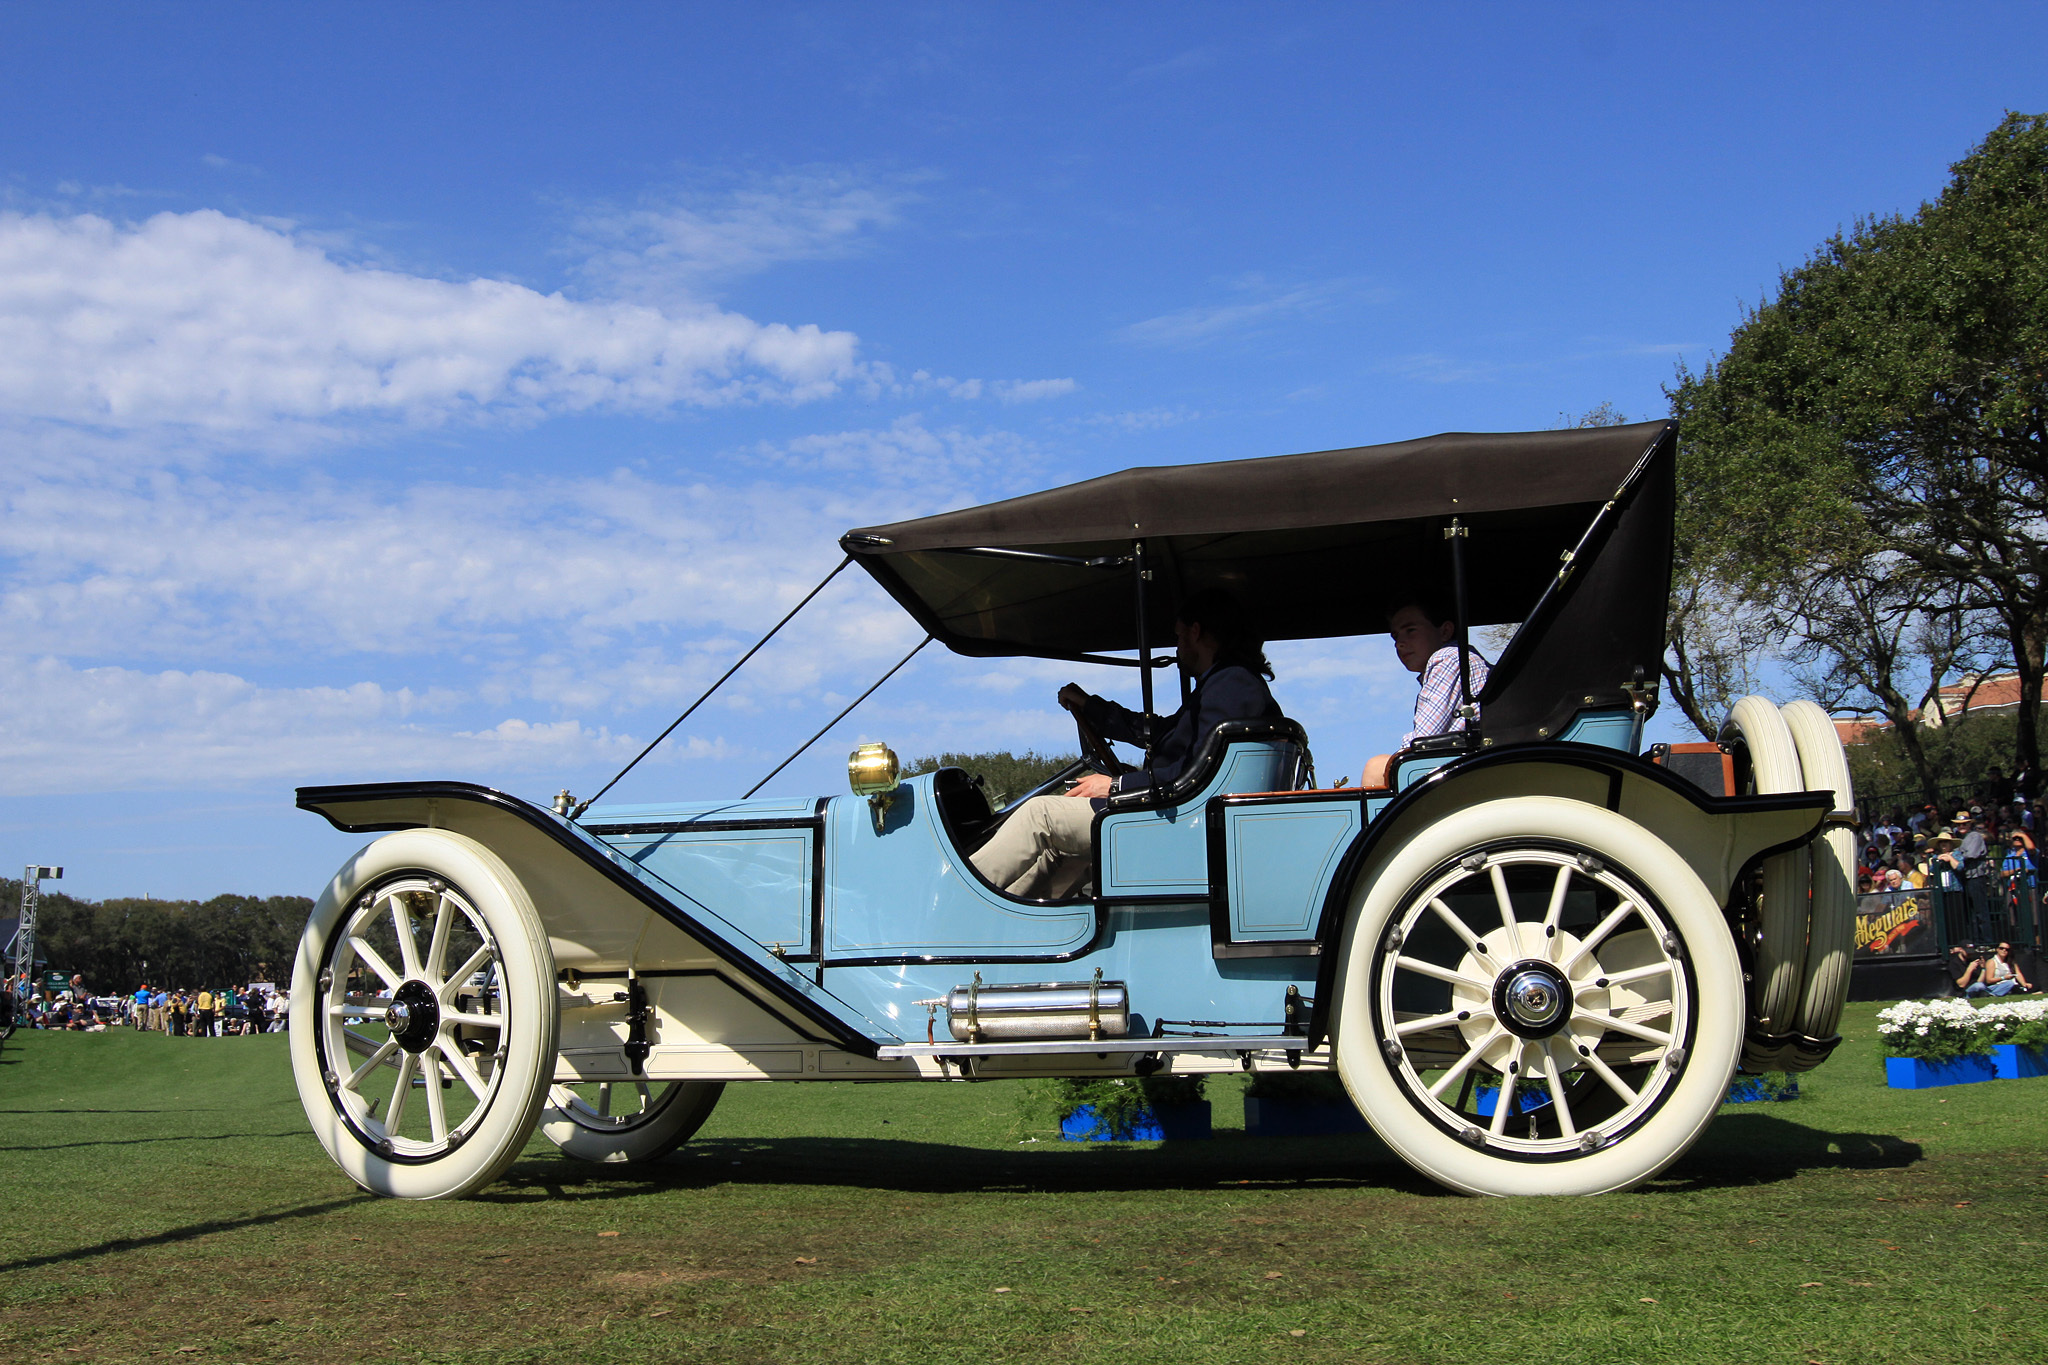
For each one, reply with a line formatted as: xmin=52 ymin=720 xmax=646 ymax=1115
xmin=540 ymin=1079 xmax=725 ymax=1164
xmin=1720 ymin=695 xmax=1809 ymax=1068
xmin=290 ymin=829 xmax=559 ymax=1200
xmin=1781 ymin=698 xmax=1857 ymax=1056
xmin=1333 ymin=797 xmax=1743 ymax=1196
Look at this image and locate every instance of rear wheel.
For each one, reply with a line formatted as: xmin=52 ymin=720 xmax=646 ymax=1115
xmin=1334 ymin=797 xmax=1742 ymax=1196
xmin=540 ymin=1079 xmax=725 ymax=1164
xmin=290 ymin=829 xmax=558 ymax=1199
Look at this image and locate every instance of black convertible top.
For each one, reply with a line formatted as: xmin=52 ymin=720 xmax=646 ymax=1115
xmin=844 ymin=420 xmax=1676 ymax=744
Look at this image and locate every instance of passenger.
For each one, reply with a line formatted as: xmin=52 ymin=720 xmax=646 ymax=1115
xmin=1361 ymin=594 xmax=1491 ymax=788
xmin=1387 ymin=593 xmax=1491 ymax=747
xmin=971 ymin=588 xmax=1282 ymax=899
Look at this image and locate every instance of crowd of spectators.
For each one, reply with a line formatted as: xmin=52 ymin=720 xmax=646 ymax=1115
xmin=1854 ymin=768 xmax=2043 ymax=995
xmin=3 ymin=970 xmax=289 ymax=1034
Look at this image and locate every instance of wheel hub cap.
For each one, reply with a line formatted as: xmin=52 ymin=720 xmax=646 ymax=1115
xmin=385 ymin=979 xmax=440 ymax=1053
xmin=1494 ymin=960 xmax=1571 ymax=1039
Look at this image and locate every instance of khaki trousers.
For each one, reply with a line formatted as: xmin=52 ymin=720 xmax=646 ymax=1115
xmin=970 ymin=794 xmax=1096 ymax=899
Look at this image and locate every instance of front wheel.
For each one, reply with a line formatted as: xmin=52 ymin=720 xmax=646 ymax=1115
xmin=1333 ymin=797 xmax=1742 ymax=1196
xmin=290 ymin=828 xmax=559 ymax=1199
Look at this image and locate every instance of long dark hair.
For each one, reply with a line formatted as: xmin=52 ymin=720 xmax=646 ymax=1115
xmin=1176 ymin=587 xmax=1273 ymax=680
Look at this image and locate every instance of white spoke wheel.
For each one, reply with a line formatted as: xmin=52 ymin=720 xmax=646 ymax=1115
xmin=290 ymin=829 xmax=558 ymax=1199
xmin=1334 ymin=797 xmax=1741 ymax=1196
xmin=540 ymin=1078 xmax=725 ymax=1164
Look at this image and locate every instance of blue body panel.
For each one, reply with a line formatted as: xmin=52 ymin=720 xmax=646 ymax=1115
xmin=1221 ymin=800 xmax=1362 ymax=940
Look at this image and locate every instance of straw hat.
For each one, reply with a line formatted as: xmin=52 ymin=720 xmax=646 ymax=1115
xmin=1952 ymin=810 xmax=1974 ymax=824
xmin=1930 ymin=827 xmax=1959 ymax=846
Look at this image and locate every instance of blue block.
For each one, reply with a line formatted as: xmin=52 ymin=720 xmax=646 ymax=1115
xmin=1473 ymin=1085 xmax=1552 ymax=1117
xmin=1884 ymin=1054 xmax=1998 ymax=1089
xmin=1991 ymin=1044 xmax=2048 ymax=1080
xmin=1726 ymin=1076 xmax=1800 ymax=1104
xmin=1242 ymin=1096 xmax=1370 ymax=1137
xmin=1059 ymin=1102 xmax=1211 ymax=1142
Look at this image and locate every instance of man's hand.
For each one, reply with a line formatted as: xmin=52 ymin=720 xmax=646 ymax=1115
xmin=1066 ymin=771 xmax=1113 ymax=800
xmin=1057 ymin=683 xmax=1092 ymax=714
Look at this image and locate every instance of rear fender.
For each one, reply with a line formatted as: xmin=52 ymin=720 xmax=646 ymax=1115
xmin=1304 ymin=744 xmax=1832 ymax=1045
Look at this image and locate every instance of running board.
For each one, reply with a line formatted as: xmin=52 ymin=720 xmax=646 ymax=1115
xmin=877 ymin=1035 xmax=1314 ymax=1059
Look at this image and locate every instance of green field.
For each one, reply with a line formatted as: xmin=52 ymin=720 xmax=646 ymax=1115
xmin=2 ymin=1003 xmax=2044 ymax=1364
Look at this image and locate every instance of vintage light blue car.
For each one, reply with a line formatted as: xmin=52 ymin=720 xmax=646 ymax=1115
xmin=290 ymin=420 xmax=1857 ymax=1198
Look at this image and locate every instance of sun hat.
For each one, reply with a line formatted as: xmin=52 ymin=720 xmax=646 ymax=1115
xmin=1952 ymin=810 xmax=1973 ymax=824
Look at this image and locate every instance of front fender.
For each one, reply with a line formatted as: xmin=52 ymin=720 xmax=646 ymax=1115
xmin=1304 ymin=744 xmax=1832 ymax=1045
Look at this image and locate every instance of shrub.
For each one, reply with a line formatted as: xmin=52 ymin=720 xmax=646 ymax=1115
xmin=1034 ymin=1074 xmax=1207 ymax=1139
xmin=1876 ymin=998 xmax=2048 ymax=1061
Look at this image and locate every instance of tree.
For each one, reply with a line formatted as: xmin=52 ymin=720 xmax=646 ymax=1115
xmin=904 ymin=750 xmax=1077 ymax=807
xmin=1668 ymin=112 xmax=2048 ymax=789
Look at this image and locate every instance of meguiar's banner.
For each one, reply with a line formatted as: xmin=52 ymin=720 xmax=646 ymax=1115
xmin=1855 ymin=891 xmax=1935 ymax=958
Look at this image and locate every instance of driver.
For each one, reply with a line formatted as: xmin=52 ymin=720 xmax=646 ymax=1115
xmin=970 ymin=588 xmax=1283 ymax=898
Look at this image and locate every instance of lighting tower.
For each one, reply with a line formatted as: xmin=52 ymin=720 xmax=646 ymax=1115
xmin=11 ymin=866 xmax=63 ymax=987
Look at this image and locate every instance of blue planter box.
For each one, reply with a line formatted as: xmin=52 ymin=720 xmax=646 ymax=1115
xmin=1473 ymin=1085 xmax=1552 ymax=1118
xmin=1726 ymin=1076 xmax=1800 ymax=1104
xmin=1991 ymin=1043 xmax=2048 ymax=1080
xmin=1885 ymin=1053 xmax=1998 ymax=1089
xmin=1242 ymin=1095 xmax=1369 ymax=1137
xmin=1059 ymin=1101 xmax=1211 ymax=1142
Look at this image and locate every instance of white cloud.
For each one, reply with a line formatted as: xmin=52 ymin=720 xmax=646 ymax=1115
xmin=0 ymin=209 xmax=862 ymax=440
xmin=0 ymin=655 xmax=624 ymax=791
xmin=1116 ymin=276 xmax=1368 ymax=348
xmin=571 ymin=168 xmax=918 ymax=301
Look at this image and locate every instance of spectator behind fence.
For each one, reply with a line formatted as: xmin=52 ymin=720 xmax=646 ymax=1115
xmin=1965 ymin=942 xmax=2035 ymax=997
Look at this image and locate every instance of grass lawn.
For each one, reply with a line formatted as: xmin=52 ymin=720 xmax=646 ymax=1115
xmin=2 ymin=1001 xmax=2044 ymax=1364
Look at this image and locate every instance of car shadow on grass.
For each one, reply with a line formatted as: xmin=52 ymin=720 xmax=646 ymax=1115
xmin=1650 ymin=1112 xmax=1922 ymax=1191
xmin=486 ymin=1131 xmax=1440 ymax=1203
xmin=488 ymin=1114 xmax=1925 ymax=1204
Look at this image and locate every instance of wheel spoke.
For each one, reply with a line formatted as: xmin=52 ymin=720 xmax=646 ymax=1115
xmin=1488 ymin=1042 xmax=1524 ymax=1137
xmin=1543 ymin=1039 xmax=1580 ymax=1139
xmin=1427 ymin=1024 xmax=1504 ymax=1099
xmin=386 ymin=1053 xmax=418 ymax=1135
xmin=1578 ymin=1044 xmax=1642 ymax=1105
xmin=1427 ymin=898 xmax=1492 ymax=964
xmin=389 ymin=894 xmax=423 ymax=979
xmin=1395 ymin=955 xmax=1494 ymax=992
xmin=349 ymin=937 xmax=404 ymax=991
xmin=329 ymin=999 xmax=392 ymax=1019
xmin=1541 ymin=866 xmax=1573 ymax=963
xmin=1561 ymin=899 xmax=1639 ymax=974
xmin=437 ymin=1039 xmax=490 ymax=1101
xmin=1487 ymin=865 xmax=1521 ymax=956
xmin=441 ymin=944 xmax=494 ymax=1002
xmin=421 ymin=1050 xmax=449 ymax=1143
xmin=598 ymin=1082 xmax=613 ymax=1119
xmin=424 ymin=892 xmax=456 ymax=983
xmin=443 ymin=1011 xmax=505 ymax=1030
xmin=1574 ymin=1009 xmax=1672 ymax=1047
xmin=1593 ymin=962 xmax=1675 ymax=991
xmin=345 ymin=1038 xmax=399 ymax=1091
xmin=1396 ymin=1007 xmax=1486 ymax=1037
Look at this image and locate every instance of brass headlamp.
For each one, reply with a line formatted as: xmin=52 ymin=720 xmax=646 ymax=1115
xmin=848 ymin=741 xmax=902 ymax=830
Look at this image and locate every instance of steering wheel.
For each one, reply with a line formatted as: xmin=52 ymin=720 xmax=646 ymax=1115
xmin=1073 ymin=711 xmax=1130 ymax=777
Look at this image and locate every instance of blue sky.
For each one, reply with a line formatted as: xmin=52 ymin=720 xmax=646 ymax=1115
xmin=2 ymin=3 xmax=2044 ymax=900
